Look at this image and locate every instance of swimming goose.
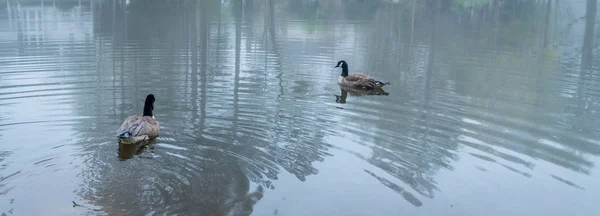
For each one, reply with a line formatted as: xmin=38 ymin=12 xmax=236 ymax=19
xmin=116 ymin=94 xmax=160 ymax=144
xmin=334 ymin=60 xmax=389 ymax=89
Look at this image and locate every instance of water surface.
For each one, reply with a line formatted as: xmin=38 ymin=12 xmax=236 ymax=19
xmin=0 ymin=0 xmax=599 ymax=215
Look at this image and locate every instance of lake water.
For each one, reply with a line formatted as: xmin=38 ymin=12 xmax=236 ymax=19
xmin=0 ymin=0 xmax=599 ymax=215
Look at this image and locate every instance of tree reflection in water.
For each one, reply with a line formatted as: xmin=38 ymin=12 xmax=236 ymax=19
xmin=65 ymin=0 xmax=600 ymax=213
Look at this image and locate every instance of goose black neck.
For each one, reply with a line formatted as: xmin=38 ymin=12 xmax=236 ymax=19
xmin=143 ymin=104 xmax=153 ymax=116
xmin=143 ymin=94 xmax=155 ymax=116
xmin=341 ymin=65 xmax=349 ymax=77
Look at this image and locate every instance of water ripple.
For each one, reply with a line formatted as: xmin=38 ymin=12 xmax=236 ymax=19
xmin=0 ymin=1 xmax=599 ymax=215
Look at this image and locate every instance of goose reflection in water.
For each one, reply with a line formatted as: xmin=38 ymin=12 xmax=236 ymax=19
xmin=335 ymin=85 xmax=390 ymax=104
xmin=118 ymin=139 xmax=156 ymax=160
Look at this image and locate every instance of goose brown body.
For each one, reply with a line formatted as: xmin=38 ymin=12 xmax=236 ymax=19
xmin=338 ymin=74 xmax=382 ymax=89
xmin=116 ymin=94 xmax=159 ymax=144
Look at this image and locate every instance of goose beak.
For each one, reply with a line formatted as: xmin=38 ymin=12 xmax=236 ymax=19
xmin=334 ymin=65 xmax=339 ymax=68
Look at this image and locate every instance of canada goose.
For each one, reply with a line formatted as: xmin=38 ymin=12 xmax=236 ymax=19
xmin=334 ymin=60 xmax=389 ymax=89
xmin=116 ymin=94 xmax=160 ymax=144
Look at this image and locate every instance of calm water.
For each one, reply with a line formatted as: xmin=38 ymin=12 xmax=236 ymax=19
xmin=0 ymin=0 xmax=599 ymax=215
